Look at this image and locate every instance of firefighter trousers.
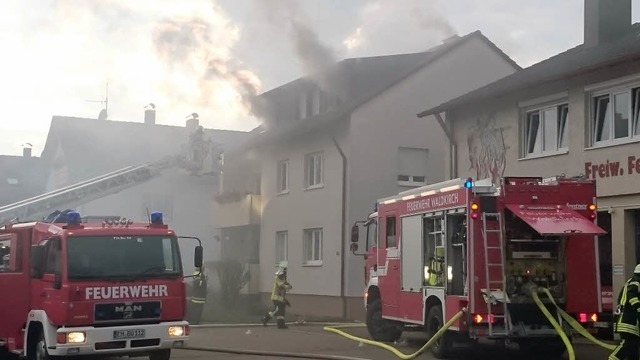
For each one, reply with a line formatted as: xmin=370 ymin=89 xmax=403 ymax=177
xmin=609 ymin=332 xmax=639 ymax=360
xmin=262 ymin=300 xmax=287 ymax=328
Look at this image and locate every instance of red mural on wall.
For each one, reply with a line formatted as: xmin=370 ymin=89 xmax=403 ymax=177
xmin=466 ymin=113 xmax=509 ymax=185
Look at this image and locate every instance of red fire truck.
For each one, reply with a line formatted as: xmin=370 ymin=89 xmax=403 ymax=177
xmin=0 ymin=210 xmax=203 ymax=360
xmin=350 ymin=176 xmax=607 ymax=358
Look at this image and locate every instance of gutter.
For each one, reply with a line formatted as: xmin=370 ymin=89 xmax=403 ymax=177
xmin=432 ymin=113 xmax=458 ymax=179
xmin=330 ymin=133 xmax=348 ymax=320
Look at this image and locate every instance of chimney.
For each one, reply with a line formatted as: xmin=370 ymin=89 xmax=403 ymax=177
xmin=23 ymin=147 xmax=32 ymax=158
xmin=584 ymin=0 xmax=631 ymax=47
xmin=144 ymin=103 xmax=156 ymax=125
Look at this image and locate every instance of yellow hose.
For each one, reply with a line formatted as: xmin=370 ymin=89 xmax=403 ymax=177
xmin=538 ymin=287 xmax=617 ymax=351
xmin=323 ymin=308 xmax=467 ymax=360
xmin=530 ymin=290 xmax=575 ymax=360
xmin=324 ymin=288 xmax=618 ymax=360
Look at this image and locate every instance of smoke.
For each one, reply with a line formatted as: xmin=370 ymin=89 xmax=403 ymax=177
xmin=255 ymin=0 xmax=342 ymax=96
xmin=0 ymin=0 xmax=261 ymax=139
xmin=152 ymin=15 xmax=261 ymax=114
xmin=344 ymin=0 xmax=457 ymax=55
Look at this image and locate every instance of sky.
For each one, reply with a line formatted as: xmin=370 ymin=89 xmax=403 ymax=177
xmin=1 ymin=0 xmax=639 ymax=157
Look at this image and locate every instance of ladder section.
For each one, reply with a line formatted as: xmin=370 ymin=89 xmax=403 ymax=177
xmin=0 ymin=157 xmax=177 ymax=224
xmin=481 ymin=212 xmax=509 ymax=337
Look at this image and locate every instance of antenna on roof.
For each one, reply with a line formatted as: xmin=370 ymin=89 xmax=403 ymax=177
xmin=85 ymin=82 xmax=109 ymax=121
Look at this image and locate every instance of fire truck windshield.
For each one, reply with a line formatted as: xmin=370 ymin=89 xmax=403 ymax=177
xmin=67 ymin=235 xmax=182 ymax=280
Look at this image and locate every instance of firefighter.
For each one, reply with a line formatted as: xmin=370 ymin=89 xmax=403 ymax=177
xmin=609 ymin=264 xmax=640 ymax=360
xmin=187 ymin=267 xmax=207 ymax=325
xmin=261 ymin=265 xmax=292 ymax=329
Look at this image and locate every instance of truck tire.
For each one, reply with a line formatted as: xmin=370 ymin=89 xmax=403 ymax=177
xmin=32 ymin=330 xmax=56 ymax=360
xmin=365 ymin=299 xmax=402 ymax=342
xmin=426 ymin=305 xmax=452 ymax=359
xmin=149 ymin=349 xmax=171 ymax=360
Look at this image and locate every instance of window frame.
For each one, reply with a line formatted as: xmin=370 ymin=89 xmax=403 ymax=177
xmin=302 ymin=228 xmax=323 ymax=266
xmin=521 ymin=102 xmax=569 ymax=158
xmin=275 ymin=231 xmax=288 ymax=266
xmin=590 ymin=84 xmax=640 ymax=147
xmin=304 ymin=152 xmax=324 ymax=189
xmin=276 ymin=160 xmax=289 ymax=194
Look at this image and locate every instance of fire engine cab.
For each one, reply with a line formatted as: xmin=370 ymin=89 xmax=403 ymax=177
xmin=350 ymin=176 xmax=607 ymax=358
xmin=0 ymin=210 xmax=202 ymax=360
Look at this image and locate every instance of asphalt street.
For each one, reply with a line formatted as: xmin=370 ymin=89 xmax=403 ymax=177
xmin=0 ymin=324 xmax=615 ymax=360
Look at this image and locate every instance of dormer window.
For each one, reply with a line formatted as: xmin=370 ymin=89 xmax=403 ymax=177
xmin=299 ymin=92 xmax=308 ymax=119
xmin=311 ymin=88 xmax=321 ymax=116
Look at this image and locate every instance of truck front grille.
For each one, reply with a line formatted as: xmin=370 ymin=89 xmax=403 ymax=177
xmin=94 ymin=301 xmax=161 ymax=322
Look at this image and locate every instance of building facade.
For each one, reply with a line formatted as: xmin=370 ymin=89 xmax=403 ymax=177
xmin=418 ymin=0 xmax=639 ymax=304
xmin=39 ymin=112 xmax=249 ymax=276
xmin=217 ymin=31 xmax=521 ymax=319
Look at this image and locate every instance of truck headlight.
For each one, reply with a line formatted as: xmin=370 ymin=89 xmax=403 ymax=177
xmin=67 ymin=332 xmax=86 ymax=344
xmin=168 ymin=326 xmax=185 ymax=337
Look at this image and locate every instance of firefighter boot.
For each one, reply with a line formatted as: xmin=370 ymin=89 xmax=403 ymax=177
xmin=277 ymin=318 xmax=288 ymax=329
xmin=261 ymin=314 xmax=271 ymax=327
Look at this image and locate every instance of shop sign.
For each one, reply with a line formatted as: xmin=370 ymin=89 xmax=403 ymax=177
xmin=584 ymin=156 xmax=640 ymax=179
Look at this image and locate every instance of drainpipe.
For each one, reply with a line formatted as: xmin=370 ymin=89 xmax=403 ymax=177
xmin=434 ymin=113 xmax=458 ymax=179
xmin=330 ymin=133 xmax=348 ymax=320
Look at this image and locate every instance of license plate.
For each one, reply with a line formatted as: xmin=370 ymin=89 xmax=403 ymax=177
xmin=113 ymin=329 xmax=145 ymax=339
xmin=593 ymin=322 xmax=610 ymax=328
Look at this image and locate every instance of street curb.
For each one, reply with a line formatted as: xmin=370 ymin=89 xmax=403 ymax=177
xmin=191 ymin=321 xmax=363 ymax=328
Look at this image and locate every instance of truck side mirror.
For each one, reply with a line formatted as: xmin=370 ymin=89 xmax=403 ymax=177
xmin=30 ymin=245 xmax=45 ymax=279
xmin=194 ymin=245 xmax=203 ymax=268
xmin=351 ymin=224 xmax=359 ymax=244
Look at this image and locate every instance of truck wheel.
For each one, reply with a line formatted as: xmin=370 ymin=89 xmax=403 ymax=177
xmin=33 ymin=330 xmax=55 ymax=360
xmin=149 ymin=349 xmax=171 ymax=360
xmin=365 ymin=299 xmax=402 ymax=342
xmin=426 ymin=305 xmax=452 ymax=359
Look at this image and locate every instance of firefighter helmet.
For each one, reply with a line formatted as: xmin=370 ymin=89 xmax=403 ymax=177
xmin=634 ymin=264 xmax=640 ymax=274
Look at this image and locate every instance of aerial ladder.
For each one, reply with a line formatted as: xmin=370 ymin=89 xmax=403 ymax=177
xmin=0 ymin=126 xmax=225 ymax=225
xmin=0 ymin=156 xmax=181 ymax=225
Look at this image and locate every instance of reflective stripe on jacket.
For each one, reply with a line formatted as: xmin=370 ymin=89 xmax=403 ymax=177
xmin=614 ymin=277 xmax=640 ymax=336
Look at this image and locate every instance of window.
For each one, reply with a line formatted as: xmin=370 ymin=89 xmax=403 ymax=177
xmin=397 ymin=147 xmax=428 ymax=186
xmin=366 ymin=220 xmax=377 ymax=251
xmin=304 ymin=152 xmax=323 ymax=188
xmin=277 ymin=160 xmax=289 ymax=193
xmin=44 ymin=238 xmax=61 ymax=274
xmin=592 ymin=86 xmax=640 ymax=145
xmin=386 ymin=216 xmax=397 ymax=248
xmin=303 ymin=228 xmax=322 ymax=265
xmin=311 ymin=89 xmax=321 ymax=116
xmin=0 ymin=235 xmax=21 ymax=273
xmin=276 ymin=231 xmax=288 ymax=265
xmin=67 ymin=236 xmax=182 ymax=279
xmin=299 ymin=92 xmax=308 ymax=119
xmin=523 ymin=103 xmax=568 ymax=157
xmin=424 ymin=216 xmax=445 ymax=286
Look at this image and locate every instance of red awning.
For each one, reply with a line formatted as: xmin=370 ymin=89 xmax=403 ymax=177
xmin=505 ymin=204 xmax=606 ymax=236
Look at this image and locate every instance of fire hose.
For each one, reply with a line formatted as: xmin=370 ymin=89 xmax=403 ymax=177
xmin=322 ymin=287 xmax=618 ymax=360
xmin=322 ymin=308 xmax=467 ymax=360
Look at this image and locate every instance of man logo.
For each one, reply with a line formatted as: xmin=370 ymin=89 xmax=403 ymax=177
xmin=114 ymin=305 xmax=143 ymax=313
xmin=115 ymin=304 xmax=143 ymax=319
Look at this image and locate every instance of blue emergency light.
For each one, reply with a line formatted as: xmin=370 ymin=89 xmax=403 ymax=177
xmin=150 ymin=211 xmax=163 ymax=225
xmin=464 ymin=178 xmax=473 ymax=189
xmin=66 ymin=211 xmax=81 ymax=225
